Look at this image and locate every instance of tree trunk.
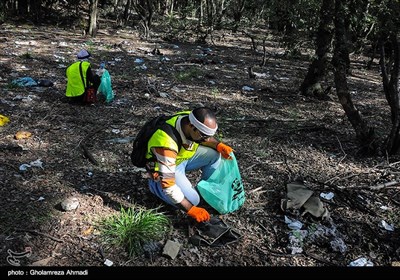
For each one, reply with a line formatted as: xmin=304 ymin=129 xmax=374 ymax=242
xmin=380 ymin=33 xmax=400 ymax=154
xmin=88 ymin=0 xmax=99 ymax=37
xmin=29 ymin=0 xmax=41 ymax=23
xmin=332 ymin=0 xmax=376 ymax=153
xmin=299 ymin=0 xmax=334 ymax=99
xmin=231 ymin=0 xmax=245 ymax=33
xmin=133 ymin=0 xmax=154 ymax=39
xmin=198 ymin=0 xmax=204 ymax=27
xmin=122 ymin=0 xmax=132 ymax=26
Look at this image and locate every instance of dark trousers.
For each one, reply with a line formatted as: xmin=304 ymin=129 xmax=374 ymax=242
xmin=67 ymin=74 xmax=101 ymax=104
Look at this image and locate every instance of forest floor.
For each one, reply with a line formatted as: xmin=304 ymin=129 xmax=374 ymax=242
xmin=0 ymin=20 xmax=399 ymax=272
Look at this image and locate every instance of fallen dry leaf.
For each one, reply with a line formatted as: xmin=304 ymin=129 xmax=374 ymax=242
xmin=15 ymin=131 xmax=32 ymax=140
xmin=82 ymin=226 xmax=94 ymax=236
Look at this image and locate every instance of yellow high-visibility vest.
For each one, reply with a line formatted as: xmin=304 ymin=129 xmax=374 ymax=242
xmin=147 ymin=111 xmax=199 ymax=168
xmin=66 ymin=61 xmax=90 ymax=97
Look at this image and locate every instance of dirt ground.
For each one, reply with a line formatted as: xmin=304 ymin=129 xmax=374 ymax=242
xmin=0 ymin=21 xmax=399 ymax=271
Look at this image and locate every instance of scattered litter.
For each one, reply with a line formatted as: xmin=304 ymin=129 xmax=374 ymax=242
xmin=104 ymin=259 xmax=113 ymax=266
xmin=19 ymin=164 xmax=31 ymax=171
xmin=105 ymin=136 xmax=134 ymax=144
xmin=37 ymin=79 xmax=54 ymax=87
xmin=348 ymin=257 xmax=373 ymax=267
xmin=80 ymin=185 xmax=89 ymax=192
xmin=288 ymin=230 xmax=308 ymax=254
xmin=242 ymin=86 xmax=254 ymax=91
xmin=379 ymin=220 xmax=394 ymax=231
xmin=12 ymin=77 xmax=38 ymax=87
xmin=58 ymin=42 xmax=68 ymax=47
xmin=159 ymin=92 xmax=169 ymax=98
xmin=282 ymin=181 xmax=329 ymax=218
xmin=19 ymin=159 xmax=44 ymax=171
xmin=162 ymin=240 xmax=181 ymax=260
xmin=281 ymin=181 xmax=313 ymax=210
xmin=320 ymin=192 xmax=334 ymax=200
xmin=143 ymin=241 xmax=162 ymax=259
xmin=306 ymin=222 xmax=347 ymax=254
xmin=11 ymin=77 xmax=54 ymax=87
xmin=0 ymin=114 xmax=10 ymax=126
xmin=330 ymin=237 xmax=347 ymax=254
xmin=54 ymin=54 xmax=66 ymax=61
xmin=160 ymin=56 xmax=170 ymax=62
xmin=29 ymin=159 xmax=44 ymax=169
xmin=189 ymin=217 xmax=242 ymax=247
xmin=302 ymin=196 xmax=329 ymax=218
xmin=284 ymin=216 xmax=303 ymax=230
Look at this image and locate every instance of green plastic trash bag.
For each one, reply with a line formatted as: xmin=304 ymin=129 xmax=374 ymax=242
xmin=197 ymin=153 xmax=245 ymax=214
xmin=98 ymin=70 xmax=114 ymax=103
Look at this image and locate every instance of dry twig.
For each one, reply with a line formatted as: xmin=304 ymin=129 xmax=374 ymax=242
xmin=15 ymin=229 xmax=64 ymax=243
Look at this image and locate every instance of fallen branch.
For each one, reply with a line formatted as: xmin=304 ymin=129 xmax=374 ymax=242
xmin=224 ymin=117 xmax=308 ymax=123
xmin=255 ymin=221 xmax=268 ymax=231
xmin=80 ymin=143 xmax=98 ymax=165
xmin=369 ymin=180 xmax=399 ymax=190
xmin=15 ymin=229 xmax=64 ymax=243
xmin=252 ymin=244 xmax=292 ymax=258
xmin=243 ymin=162 xmax=260 ymax=171
xmin=303 ymin=251 xmax=338 ymax=266
xmin=324 ymin=173 xmax=358 ymax=184
xmin=77 ymin=127 xmax=104 ymax=166
xmin=248 ymin=187 xmax=264 ymax=194
xmin=336 ymin=136 xmax=347 ymax=164
xmin=173 ymin=63 xmax=201 ymax=67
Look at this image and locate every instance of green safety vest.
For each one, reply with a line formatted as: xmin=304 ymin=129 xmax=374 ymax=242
xmin=147 ymin=111 xmax=199 ymax=168
xmin=66 ymin=61 xmax=90 ymax=97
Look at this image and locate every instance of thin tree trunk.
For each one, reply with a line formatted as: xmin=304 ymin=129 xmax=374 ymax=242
xmin=332 ymin=0 xmax=376 ymax=153
xmin=88 ymin=0 xmax=99 ymax=37
xmin=299 ymin=0 xmax=334 ymax=99
xmin=122 ymin=0 xmax=132 ymax=26
xmin=380 ymin=33 xmax=400 ymax=154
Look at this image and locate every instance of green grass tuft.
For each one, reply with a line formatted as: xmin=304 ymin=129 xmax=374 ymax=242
xmin=97 ymin=205 xmax=171 ymax=257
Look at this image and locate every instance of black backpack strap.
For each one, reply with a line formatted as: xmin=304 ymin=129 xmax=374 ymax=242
xmin=160 ymin=122 xmax=182 ymax=151
xmin=78 ymin=62 xmax=86 ymax=88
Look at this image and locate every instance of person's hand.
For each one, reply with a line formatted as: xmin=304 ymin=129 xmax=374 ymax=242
xmin=187 ymin=206 xmax=210 ymax=223
xmin=216 ymin=142 xmax=233 ymax=159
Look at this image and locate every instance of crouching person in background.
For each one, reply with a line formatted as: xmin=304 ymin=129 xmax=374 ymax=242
xmin=65 ymin=49 xmax=101 ymax=104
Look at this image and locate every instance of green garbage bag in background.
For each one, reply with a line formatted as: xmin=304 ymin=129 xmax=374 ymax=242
xmin=197 ymin=153 xmax=245 ymax=214
xmin=98 ymin=69 xmax=114 ymax=103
